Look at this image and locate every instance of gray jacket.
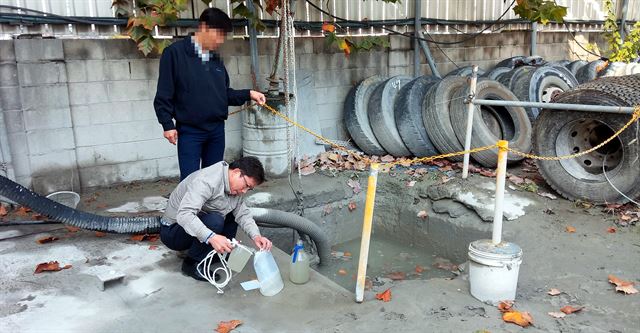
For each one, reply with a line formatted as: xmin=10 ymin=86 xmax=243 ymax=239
xmin=162 ymin=161 xmax=261 ymax=242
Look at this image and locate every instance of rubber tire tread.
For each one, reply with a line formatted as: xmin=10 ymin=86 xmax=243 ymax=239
xmin=449 ymin=80 xmax=532 ymax=167
xmin=445 ymin=65 xmax=486 ymax=77
xmin=394 ymin=75 xmax=441 ymax=157
xmin=533 ymin=88 xmax=640 ymax=203
xmin=422 ymin=76 xmax=468 ymax=161
xmin=575 ymin=59 xmax=606 ymax=84
xmin=344 ymin=76 xmax=387 ymax=155
xmin=567 ymin=60 xmax=588 ymax=76
xmin=495 ymin=56 xmax=526 ymax=69
xmin=368 ymin=75 xmax=413 ymax=156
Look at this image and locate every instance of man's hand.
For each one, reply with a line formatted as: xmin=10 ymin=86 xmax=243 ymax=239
xmin=252 ymin=235 xmax=272 ymax=251
xmin=208 ymin=234 xmax=233 ymax=254
xmin=163 ymin=129 xmax=178 ymax=145
xmin=249 ymin=90 xmax=266 ymax=106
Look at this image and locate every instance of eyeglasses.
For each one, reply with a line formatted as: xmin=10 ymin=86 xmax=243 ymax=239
xmin=241 ymin=175 xmax=254 ymax=191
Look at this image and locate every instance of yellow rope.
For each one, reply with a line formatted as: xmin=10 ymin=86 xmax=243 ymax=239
xmin=507 ymin=107 xmax=640 ymax=161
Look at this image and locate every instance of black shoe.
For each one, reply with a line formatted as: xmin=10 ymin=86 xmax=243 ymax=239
xmin=181 ymin=257 xmax=221 ymax=282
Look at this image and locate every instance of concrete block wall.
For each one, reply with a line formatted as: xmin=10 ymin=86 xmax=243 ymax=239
xmin=0 ymin=30 xmax=607 ymax=192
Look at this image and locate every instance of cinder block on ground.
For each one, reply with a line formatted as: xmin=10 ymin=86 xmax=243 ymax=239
xmin=95 ymin=270 xmax=126 ymax=291
xmin=14 ymin=39 xmax=64 ymax=62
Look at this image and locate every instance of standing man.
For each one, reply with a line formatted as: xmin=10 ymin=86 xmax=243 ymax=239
xmin=154 ymin=8 xmax=266 ymax=180
xmin=160 ymin=156 xmax=272 ymax=281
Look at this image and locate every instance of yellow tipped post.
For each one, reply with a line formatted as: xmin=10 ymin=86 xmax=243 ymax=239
xmin=355 ymin=163 xmax=380 ymax=303
xmin=492 ymin=140 xmax=509 ymax=245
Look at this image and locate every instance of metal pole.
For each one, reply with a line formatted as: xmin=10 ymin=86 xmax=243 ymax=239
xmin=246 ymin=0 xmax=261 ymax=91
xmin=471 ymin=99 xmax=637 ymax=114
xmin=619 ymin=0 xmax=629 ymax=40
xmin=462 ymin=65 xmax=479 ymax=179
xmin=413 ymin=0 xmax=421 ymax=77
xmin=355 ymin=163 xmax=379 ymax=303
xmin=492 ymin=140 xmax=509 ymax=245
xmin=418 ymin=32 xmax=441 ymax=78
xmin=530 ymin=22 xmax=537 ymax=56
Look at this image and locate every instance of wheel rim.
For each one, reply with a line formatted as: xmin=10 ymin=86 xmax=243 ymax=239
xmin=540 ymin=86 xmax=564 ymax=103
xmin=556 ymin=119 xmax=623 ymax=181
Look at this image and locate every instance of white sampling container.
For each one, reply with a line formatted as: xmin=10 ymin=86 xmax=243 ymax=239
xmin=253 ymin=250 xmax=284 ymax=297
xmin=289 ymin=240 xmax=310 ymax=284
xmin=468 ymin=239 xmax=523 ymax=303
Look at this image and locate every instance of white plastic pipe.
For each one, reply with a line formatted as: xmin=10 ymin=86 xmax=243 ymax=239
xmin=355 ymin=163 xmax=379 ymax=303
xmin=462 ymin=65 xmax=479 ymax=179
xmin=492 ymin=140 xmax=509 ymax=245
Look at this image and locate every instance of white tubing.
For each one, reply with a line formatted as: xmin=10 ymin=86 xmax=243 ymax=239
xmin=492 ymin=140 xmax=509 ymax=244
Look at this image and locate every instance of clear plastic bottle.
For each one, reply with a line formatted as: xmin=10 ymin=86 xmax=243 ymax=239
xmin=289 ymin=240 xmax=310 ymax=284
xmin=253 ymin=250 xmax=284 ymax=296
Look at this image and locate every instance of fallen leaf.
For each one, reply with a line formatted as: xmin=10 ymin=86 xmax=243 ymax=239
xmin=415 ymin=265 xmax=424 ymax=273
xmin=322 ymin=204 xmax=333 ymax=216
xmin=214 ymin=319 xmax=242 ymax=333
xmin=34 ymin=261 xmax=72 ymax=274
xmin=365 ymin=277 xmax=373 ymax=290
xmin=380 ymin=155 xmax=395 ymax=163
xmin=32 ymin=213 xmax=46 ymax=220
xmin=440 ymin=165 xmax=453 ymax=172
xmin=608 ymin=274 xmax=638 ymax=294
xmin=95 ymin=203 xmax=107 ymax=209
xmin=65 ymin=226 xmax=80 ymax=233
xmin=36 ymin=236 xmax=59 ymax=244
xmin=406 ymin=180 xmax=416 ymax=187
xmin=441 ymin=176 xmax=452 ymax=183
xmin=149 ymin=245 xmax=159 ymax=250
xmin=548 ymin=288 xmax=562 ymax=296
xmin=0 ymin=205 xmax=7 ymax=217
xmin=498 ymin=300 xmax=514 ymax=313
xmin=434 ymin=261 xmax=458 ymax=272
xmin=95 ymin=231 xmax=107 ymax=237
xmin=131 ymin=234 xmax=145 ymax=241
xmin=343 ymin=251 xmax=352 ymax=257
xmin=560 ymin=305 xmax=583 ymax=314
xmin=538 ymin=192 xmax=557 ymax=200
xmin=607 ymin=227 xmax=617 ymax=233
xmin=479 ymin=169 xmax=496 ymax=177
xmin=348 ymin=201 xmax=356 ymax=212
xmin=299 ymin=165 xmax=316 ymax=176
xmin=347 ymin=179 xmax=361 ymax=194
xmin=321 ymin=22 xmax=335 ymax=33
xmin=387 ymin=271 xmax=406 ymax=280
xmin=417 ymin=210 xmax=428 ymax=219
xmin=620 ymin=214 xmax=631 ymax=221
xmin=375 ymin=288 xmax=392 ymax=302
xmin=502 ymin=311 xmax=533 ymax=327
xmin=565 ymin=226 xmax=576 ymax=233
xmin=548 ymin=312 xmax=566 ymax=319
xmin=16 ymin=206 xmax=31 ymax=216
xmin=508 ymin=175 xmax=525 ymax=184
xmin=337 ymin=268 xmax=347 ymax=275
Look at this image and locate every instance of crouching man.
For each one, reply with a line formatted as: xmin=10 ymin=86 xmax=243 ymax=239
xmin=160 ymin=156 xmax=272 ymax=281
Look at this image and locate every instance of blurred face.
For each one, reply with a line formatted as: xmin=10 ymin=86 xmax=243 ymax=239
xmin=228 ymin=169 xmax=258 ymax=196
xmin=197 ymin=23 xmax=226 ymax=51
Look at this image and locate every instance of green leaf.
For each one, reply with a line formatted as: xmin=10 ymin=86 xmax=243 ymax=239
xmin=137 ymin=37 xmax=155 ymax=56
xmin=129 ymin=25 xmax=150 ymax=42
xmin=156 ymin=39 xmax=172 ymax=54
xmin=232 ymin=3 xmax=252 ymax=18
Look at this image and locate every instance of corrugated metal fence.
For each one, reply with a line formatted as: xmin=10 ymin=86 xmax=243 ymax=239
xmin=0 ymin=0 xmax=638 ymax=39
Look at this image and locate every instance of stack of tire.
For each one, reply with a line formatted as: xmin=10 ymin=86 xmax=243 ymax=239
xmin=344 ymin=74 xmax=533 ymax=168
xmin=533 ymin=74 xmax=640 ymax=204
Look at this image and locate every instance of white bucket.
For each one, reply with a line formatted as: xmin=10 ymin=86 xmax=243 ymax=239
xmin=468 ymin=239 xmax=523 ymax=303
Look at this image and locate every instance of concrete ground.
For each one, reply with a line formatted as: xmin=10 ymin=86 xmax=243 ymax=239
xmin=0 ymin=167 xmax=639 ymax=332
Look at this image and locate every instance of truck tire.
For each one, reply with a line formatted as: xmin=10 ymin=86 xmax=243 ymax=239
xmin=344 ymin=76 xmax=387 ymax=155
xmin=368 ymin=75 xmax=413 ymax=156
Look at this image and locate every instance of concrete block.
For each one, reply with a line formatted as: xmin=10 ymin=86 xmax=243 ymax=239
xmin=20 ymin=84 xmax=70 ymax=110
xmin=431 ymin=47 xmax=464 ymax=64
xmin=107 ymin=80 xmax=151 ymax=102
xmin=23 ymin=108 xmax=72 ymax=131
xmin=14 ymin=39 xmax=64 ymax=62
xmin=156 ymin=156 xmax=179 ymax=178
xmin=388 ymin=66 xmax=410 ymax=77
xmin=0 ymin=63 xmax=18 ymax=87
xmin=76 ymin=138 xmax=171 ymax=167
xmin=84 ymin=60 xmax=131 ymax=81
xmin=129 ymin=100 xmax=158 ymax=121
xmin=390 ymin=35 xmax=411 ymax=50
xmin=465 ymin=46 xmax=500 ymax=63
xmin=102 ymin=40 xmax=145 ymax=59
xmin=30 ymin=155 xmax=80 ymax=194
xmin=313 ymin=68 xmax=380 ymax=88
xmin=0 ymin=86 xmax=21 ymax=111
xmin=129 ymin=59 xmax=160 ymax=80
xmin=219 ymin=38 xmax=251 ymax=57
xmin=226 ymin=111 xmax=243 ymax=131
xmin=314 ymin=86 xmax=351 ymax=106
xmin=224 ymin=129 xmax=242 ymax=159
xmin=9 ymin=139 xmax=31 ymax=178
xmin=27 ymin=128 xmax=75 ymax=155
xmin=313 ymin=37 xmax=341 ymax=54
xmin=94 ymin=269 xmax=126 ymax=291
xmin=228 ymin=75 xmax=254 ymax=91
xmin=68 ymin=82 xmax=108 ymax=105
xmin=65 ymin=61 xmax=87 ymax=82
xmin=294 ymin=38 xmax=314 ymax=54
xmin=79 ymin=159 xmax=159 ymax=188
xmin=3 ymin=110 xmax=24 ymax=133
xmin=14 ymin=175 xmax=32 ymax=189
xmin=74 ymin=120 xmax=159 ymax=146
xmin=237 ymin=56 xmax=253 ymax=75
xmin=316 ymin=102 xmax=343 ymax=121
xmin=17 ymin=62 xmax=67 ymax=86
xmin=538 ymin=31 xmax=555 ymax=44
xmin=62 ymin=40 xmax=105 ymax=60
xmin=29 ymin=149 xmax=77 ymax=172
xmin=70 ymin=105 xmax=91 ymax=126
xmin=0 ymin=40 xmax=16 ymax=62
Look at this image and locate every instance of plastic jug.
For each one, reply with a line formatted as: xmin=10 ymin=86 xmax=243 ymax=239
xmin=289 ymin=240 xmax=310 ymax=284
xmin=253 ymin=250 xmax=284 ymax=296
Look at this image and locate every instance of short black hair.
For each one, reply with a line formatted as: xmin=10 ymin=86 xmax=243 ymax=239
xmin=230 ymin=156 xmax=266 ymax=185
xmin=199 ymin=7 xmax=233 ymax=33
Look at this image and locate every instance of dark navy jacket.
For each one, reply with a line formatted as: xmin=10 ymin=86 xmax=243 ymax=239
xmin=153 ymin=37 xmax=250 ymax=131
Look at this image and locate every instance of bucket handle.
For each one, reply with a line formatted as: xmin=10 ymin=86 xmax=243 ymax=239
xmin=469 ymin=257 xmax=506 ymax=267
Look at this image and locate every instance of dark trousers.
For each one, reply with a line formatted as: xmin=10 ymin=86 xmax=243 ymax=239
xmin=177 ymin=122 xmax=225 ymax=180
xmin=160 ymin=212 xmax=238 ymax=262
